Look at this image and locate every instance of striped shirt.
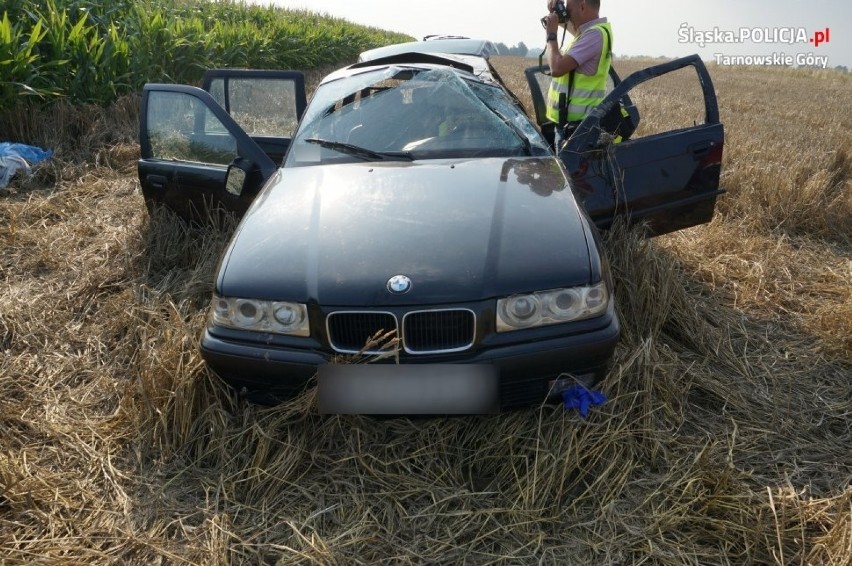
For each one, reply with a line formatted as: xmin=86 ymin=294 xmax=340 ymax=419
xmin=565 ymin=17 xmax=609 ymax=76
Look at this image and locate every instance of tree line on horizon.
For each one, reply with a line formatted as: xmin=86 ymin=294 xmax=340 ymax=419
xmin=493 ymin=41 xmax=536 ymax=57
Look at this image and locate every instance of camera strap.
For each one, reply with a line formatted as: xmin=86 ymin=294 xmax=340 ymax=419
xmin=560 ymin=72 xmax=574 ymax=128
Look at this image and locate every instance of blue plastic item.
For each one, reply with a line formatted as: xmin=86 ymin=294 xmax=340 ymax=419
xmin=0 ymin=143 xmax=53 ymax=188
xmin=561 ymin=384 xmax=607 ymax=418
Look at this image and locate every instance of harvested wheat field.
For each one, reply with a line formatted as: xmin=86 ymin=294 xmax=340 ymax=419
xmin=0 ymin=57 xmax=850 ymax=564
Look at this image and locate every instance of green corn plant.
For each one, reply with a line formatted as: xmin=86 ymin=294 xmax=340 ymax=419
xmin=0 ymin=11 xmax=63 ymax=108
xmin=1 ymin=0 xmax=415 ymax=111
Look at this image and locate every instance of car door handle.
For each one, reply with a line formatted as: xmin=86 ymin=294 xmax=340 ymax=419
xmin=689 ymin=142 xmax=713 ymax=158
xmin=146 ymin=174 xmax=168 ymax=190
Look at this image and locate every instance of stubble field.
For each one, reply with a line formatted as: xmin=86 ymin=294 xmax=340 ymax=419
xmin=0 ymin=56 xmax=850 ymax=564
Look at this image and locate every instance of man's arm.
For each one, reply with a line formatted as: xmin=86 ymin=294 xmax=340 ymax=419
xmin=547 ymin=40 xmax=580 ymax=77
xmin=543 ymin=12 xmax=580 ymax=77
xmin=546 ymin=22 xmax=606 ymax=77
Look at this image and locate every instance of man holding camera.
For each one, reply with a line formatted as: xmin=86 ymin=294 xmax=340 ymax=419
xmin=542 ymin=0 xmax=612 ymax=150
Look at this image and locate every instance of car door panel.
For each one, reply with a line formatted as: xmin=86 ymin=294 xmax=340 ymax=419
xmin=575 ymin=122 xmax=724 ymax=234
xmin=138 ymin=70 xmax=307 ymax=221
xmin=138 ymin=160 xmax=228 ymax=220
xmin=526 ymin=55 xmax=724 ymax=237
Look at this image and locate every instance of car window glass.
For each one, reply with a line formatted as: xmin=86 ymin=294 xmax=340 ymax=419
xmin=289 ymin=67 xmax=548 ymax=165
xmin=298 ymin=66 xmax=403 ymax=131
xmin=207 ymin=77 xmax=301 ymax=137
xmin=611 ymin=64 xmax=706 ymax=139
xmin=464 ymin=80 xmax=549 ymax=149
xmin=147 ymin=91 xmax=237 ymax=165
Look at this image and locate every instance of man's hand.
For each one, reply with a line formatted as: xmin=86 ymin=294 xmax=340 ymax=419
xmin=544 ymin=12 xmax=560 ymax=35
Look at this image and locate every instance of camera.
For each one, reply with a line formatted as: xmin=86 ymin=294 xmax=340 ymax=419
xmin=553 ymin=0 xmax=569 ymax=24
xmin=541 ymin=0 xmax=570 ymax=28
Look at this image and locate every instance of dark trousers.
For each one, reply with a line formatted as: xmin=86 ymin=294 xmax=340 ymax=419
xmin=553 ymin=121 xmax=582 ymax=152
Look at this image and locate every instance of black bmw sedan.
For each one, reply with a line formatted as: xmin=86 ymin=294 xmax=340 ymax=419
xmin=137 ymin=43 xmax=724 ymax=412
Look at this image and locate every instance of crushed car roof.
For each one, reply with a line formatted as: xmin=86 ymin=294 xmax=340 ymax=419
xmin=357 ymin=38 xmax=497 ymax=63
xmin=323 ymin=52 xmax=497 ymax=85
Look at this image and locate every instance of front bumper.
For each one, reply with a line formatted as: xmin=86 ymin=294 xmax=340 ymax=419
xmin=200 ymin=309 xmax=620 ymax=410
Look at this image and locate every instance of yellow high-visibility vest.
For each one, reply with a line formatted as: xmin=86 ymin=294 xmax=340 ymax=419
xmin=546 ymin=22 xmax=612 ymax=124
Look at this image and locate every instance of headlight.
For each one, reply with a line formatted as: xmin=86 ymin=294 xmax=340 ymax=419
xmin=210 ymin=295 xmax=309 ymax=336
xmin=496 ymin=283 xmax=609 ymax=332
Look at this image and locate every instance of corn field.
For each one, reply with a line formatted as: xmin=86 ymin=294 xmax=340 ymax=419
xmin=0 ymin=0 xmax=411 ymax=110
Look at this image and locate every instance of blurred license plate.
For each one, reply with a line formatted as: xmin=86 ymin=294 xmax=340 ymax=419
xmin=317 ymin=364 xmax=498 ymax=415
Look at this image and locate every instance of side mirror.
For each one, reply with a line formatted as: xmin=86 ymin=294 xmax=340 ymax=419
xmin=225 ymin=158 xmax=252 ymax=197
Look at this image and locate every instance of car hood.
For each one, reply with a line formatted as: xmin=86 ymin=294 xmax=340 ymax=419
xmin=218 ymin=157 xmax=594 ymax=305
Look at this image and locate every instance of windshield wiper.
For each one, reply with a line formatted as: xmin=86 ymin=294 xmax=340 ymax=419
xmin=304 ymin=138 xmax=414 ymax=162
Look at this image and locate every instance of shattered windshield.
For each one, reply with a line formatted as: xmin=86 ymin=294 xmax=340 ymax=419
xmin=286 ymin=66 xmax=550 ymax=165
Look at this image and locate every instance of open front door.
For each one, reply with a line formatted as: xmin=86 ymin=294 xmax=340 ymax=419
xmin=562 ymin=55 xmax=725 ymax=236
xmin=138 ymin=70 xmax=306 ymax=221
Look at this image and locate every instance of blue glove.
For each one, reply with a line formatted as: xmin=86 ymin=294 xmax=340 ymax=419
xmin=561 ymin=384 xmax=607 ymax=418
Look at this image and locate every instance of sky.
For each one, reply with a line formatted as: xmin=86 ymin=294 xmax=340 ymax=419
xmin=264 ymin=0 xmax=851 ymax=70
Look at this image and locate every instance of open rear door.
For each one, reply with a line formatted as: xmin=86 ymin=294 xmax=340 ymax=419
xmin=562 ymin=55 xmax=724 ymax=236
xmin=202 ymin=70 xmax=306 ymax=165
xmin=138 ymin=70 xmax=306 ymax=221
